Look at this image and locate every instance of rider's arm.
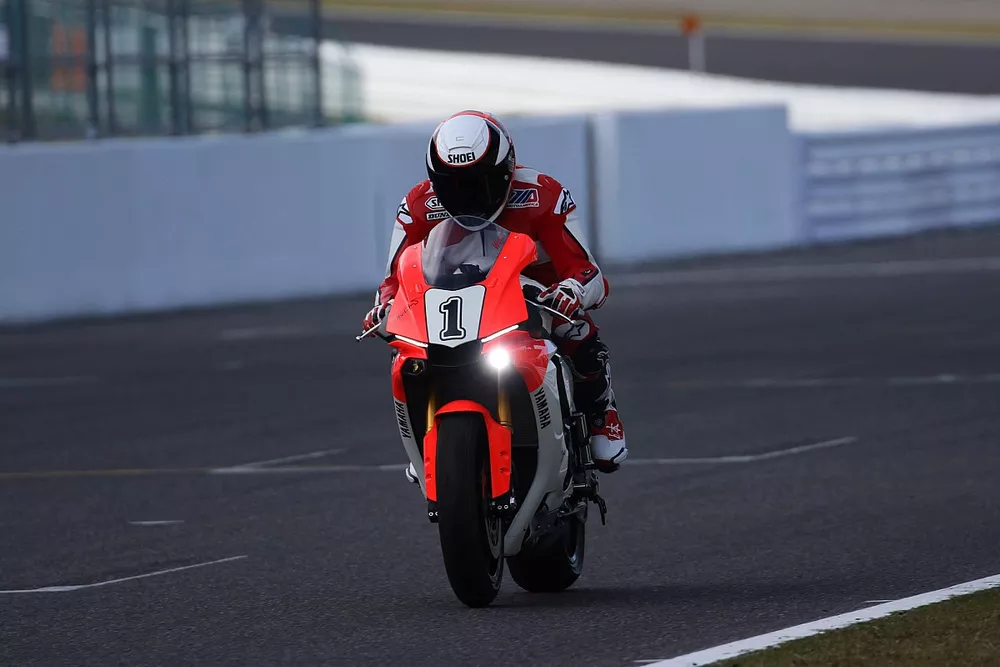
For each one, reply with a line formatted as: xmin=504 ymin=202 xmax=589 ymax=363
xmin=375 ymin=196 xmax=420 ymax=306
xmin=535 ymin=179 xmax=609 ymax=310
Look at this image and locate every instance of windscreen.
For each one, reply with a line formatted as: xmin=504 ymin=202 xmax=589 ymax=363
xmin=421 ymin=216 xmax=510 ymax=289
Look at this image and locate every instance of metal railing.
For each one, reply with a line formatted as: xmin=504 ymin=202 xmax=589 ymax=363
xmin=800 ymin=124 xmax=1000 ymax=241
xmin=0 ymin=0 xmax=363 ymax=142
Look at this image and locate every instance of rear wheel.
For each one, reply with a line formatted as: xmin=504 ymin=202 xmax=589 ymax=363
xmin=507 ymin=511 xmax=585 ymax=593
xmin=436 ymin=413 xmax=504 ymax=607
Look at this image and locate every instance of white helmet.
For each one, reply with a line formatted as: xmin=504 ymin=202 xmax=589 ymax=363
xmin=426 ymin=110 xmax=516 ymax=222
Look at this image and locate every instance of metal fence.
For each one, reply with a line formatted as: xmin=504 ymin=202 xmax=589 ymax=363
xmin=0 ymin=0 xmax=363 ymax=142
xmin=800 ymin=124 xmax=1000 ymax=241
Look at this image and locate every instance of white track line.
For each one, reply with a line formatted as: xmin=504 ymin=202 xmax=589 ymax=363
xmin=643 ymin=572 xmax=1000 ymax=667
xmin=210 ymin=463 xmax=407 ymax=475
xmin=128 ymin=520 xmax=185 ymax=526
xmin=615 ymin=256 xmax=1000 ymax=288
xmin=218 ymin=326 xmax=312 ymax=341
xmin=0 ymin=555 xmax=247 ymax=594
xmin=662 ymin=374 xmax=1000 ymax=389
xmin=215 ymin=448 xmax=346 ymax=471
xmin=624 ymin=437 xmax=856 ymax=466
xmin=0 ymin=376 xmax=96 ymax=389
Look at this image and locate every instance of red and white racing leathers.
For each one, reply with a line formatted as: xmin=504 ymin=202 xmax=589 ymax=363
xmin=375 ymin=166 xmax=627 ymax=469
xmin=377 ymin=166 xmax=606 ymax=330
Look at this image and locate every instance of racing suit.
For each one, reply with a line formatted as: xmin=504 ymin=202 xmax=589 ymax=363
xmin=374 ymin=166 xmax=627 ymax=467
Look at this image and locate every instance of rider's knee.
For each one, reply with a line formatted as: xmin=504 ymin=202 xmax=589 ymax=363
xmin=569 ymin=334 xmax=611 ymax=380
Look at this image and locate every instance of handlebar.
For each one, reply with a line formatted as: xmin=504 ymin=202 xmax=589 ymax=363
xmin=355 ymin=324 xmax=380 ymax=342
xmin=524 ymin=299 xmax=584 ymax=327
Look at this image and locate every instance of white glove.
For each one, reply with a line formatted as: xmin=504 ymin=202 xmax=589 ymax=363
xmin=538 ymin=279 xmax=585 ymax=319
xmin=362 ymin=299 xmax=392 ymax=332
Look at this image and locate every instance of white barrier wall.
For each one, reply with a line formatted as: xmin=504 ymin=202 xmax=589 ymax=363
xmin=799 ymin=123 xmax=1000 ymax=242
xmin=4 ymin=105 xmax=996 ymax=324
xmin=0 ymin=115 xmax=591 ymax=323
xmin=0 ymin=130 xmax=383 ymax=322
xmin=593 ymin=105 xmax=798 ymax=263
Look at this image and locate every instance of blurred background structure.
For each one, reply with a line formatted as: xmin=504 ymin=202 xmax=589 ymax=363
xmin=4 ymin=0 xmax=1000 ymax=142
xmin=0 ymin=0 xmax=362 ymax=141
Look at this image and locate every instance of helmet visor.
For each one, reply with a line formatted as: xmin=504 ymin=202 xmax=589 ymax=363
xmin=432 ymin=169 xmax=510 ymax=219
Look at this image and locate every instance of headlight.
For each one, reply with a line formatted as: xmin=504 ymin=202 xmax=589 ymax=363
xmin=486 ymin=347 xmax=512 ymax=370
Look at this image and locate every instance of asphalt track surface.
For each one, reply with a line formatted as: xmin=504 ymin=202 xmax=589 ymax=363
xmin=4 ymin=226 xmax=1000 ymax=666
xmin=272 ymin=11 xmax=1000 ymax=95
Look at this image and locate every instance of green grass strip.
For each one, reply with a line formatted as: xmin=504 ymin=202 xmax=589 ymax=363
xmin=716 ymin=586 xmax=1000 ymax=667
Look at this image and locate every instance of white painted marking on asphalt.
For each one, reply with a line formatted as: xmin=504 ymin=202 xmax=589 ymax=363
xmin=0 ymin=555 xmax=247 ymax=594
xmin=128 ymin=520 xmax=185 ymax=526
xmin=616 ymin=256 xmax=1000 ymax=288
xmin=641 ymin=572 xmax=1000 ymax=666
xmin=218 ymin=326 xmax=311 ymax=341
xmin=861 ymin=599 xmax=894 ymax=604
xmin=214 ymin=448 xmax=346 ymax=472
xmin=662 ymin=374 xmax=1000 ymax=389
xmin=624 ymin=437 xmax=857 ymax=466
xmin=210 ymin=463 xmax=407 ymax=475
xmin=0 ymin=376 xmax=96 ymax=389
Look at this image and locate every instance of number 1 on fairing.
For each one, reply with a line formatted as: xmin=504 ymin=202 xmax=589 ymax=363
xmin=439 ymin=296 xmax=465 ymax=340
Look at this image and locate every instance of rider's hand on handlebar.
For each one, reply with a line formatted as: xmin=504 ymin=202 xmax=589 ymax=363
xmin=362 ymin=299 xmax=393 ymax=333
xmin=538 ymin=279 xmax=585 ymax=320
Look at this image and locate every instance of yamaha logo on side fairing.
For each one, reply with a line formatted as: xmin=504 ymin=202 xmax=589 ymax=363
xmin=533 ymin=390 xmax=551 ymax=430
xmin=394 ymin=401 xmax=412 ymax=439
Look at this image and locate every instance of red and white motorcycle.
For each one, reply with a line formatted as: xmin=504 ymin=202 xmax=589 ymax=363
xmin=359 ymin=215 xmax=608 ymax=607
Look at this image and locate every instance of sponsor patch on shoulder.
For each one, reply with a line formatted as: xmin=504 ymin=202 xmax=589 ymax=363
xmin=396 ymin=199 xmax=413 ymax=225
xmin=554 ymin=188 xmax=576 ymax=216
xmin=426 ymin=211 xmax=451 ymax=221
xmin=425 ymin=196 xmax=444 ymax=211
xmin=508 ymin=188 xmax=540 ymax=209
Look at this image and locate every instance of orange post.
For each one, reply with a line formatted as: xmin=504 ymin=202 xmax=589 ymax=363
xmin=681 ymin=14 xmax=706 ymax=72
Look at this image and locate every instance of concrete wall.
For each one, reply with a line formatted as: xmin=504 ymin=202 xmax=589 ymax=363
xmin=4 ymin=106 xmax=997 ymax=323
xmin=594 ymin=105 xmax=798 ymax=264
xmin=0 ymin=115 xmax=590 ymax=323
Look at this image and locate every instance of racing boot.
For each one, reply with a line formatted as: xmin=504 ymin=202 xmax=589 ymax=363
xmin=405 ymin=462 xmax=419 ymax=484
xmin=588 ymin=407 xmax=628 ymax=473
xmin=570 ymin=336 xmax=628 ymax=473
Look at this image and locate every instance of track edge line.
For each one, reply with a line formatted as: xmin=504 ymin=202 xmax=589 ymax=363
xmin=641 ymin=572 xmax=1000 ymax=666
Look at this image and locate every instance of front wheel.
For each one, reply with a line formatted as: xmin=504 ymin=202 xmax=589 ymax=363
xmin=436 ymin=413 xmax=505 ymax=607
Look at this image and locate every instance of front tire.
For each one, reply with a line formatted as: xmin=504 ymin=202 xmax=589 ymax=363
xmin=507 ymin=511 xmax=585 ymax=593
xmin=436 ymin=413 xmax=504 ymax=607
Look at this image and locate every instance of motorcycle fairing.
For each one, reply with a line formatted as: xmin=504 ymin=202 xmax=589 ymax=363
xmin=482 ymin=330 xmax=550 ymax=393
xmin=385 ymin=232 xmax=537 ymax=344
xmin=503 ymin=355 xmax=572 ymax=556
xmin=422 ymin=400 xmax=513 ymax=504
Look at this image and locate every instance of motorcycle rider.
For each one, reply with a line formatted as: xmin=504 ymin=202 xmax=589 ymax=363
xmin=363 ymin=110 xmax=628 ymax=476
